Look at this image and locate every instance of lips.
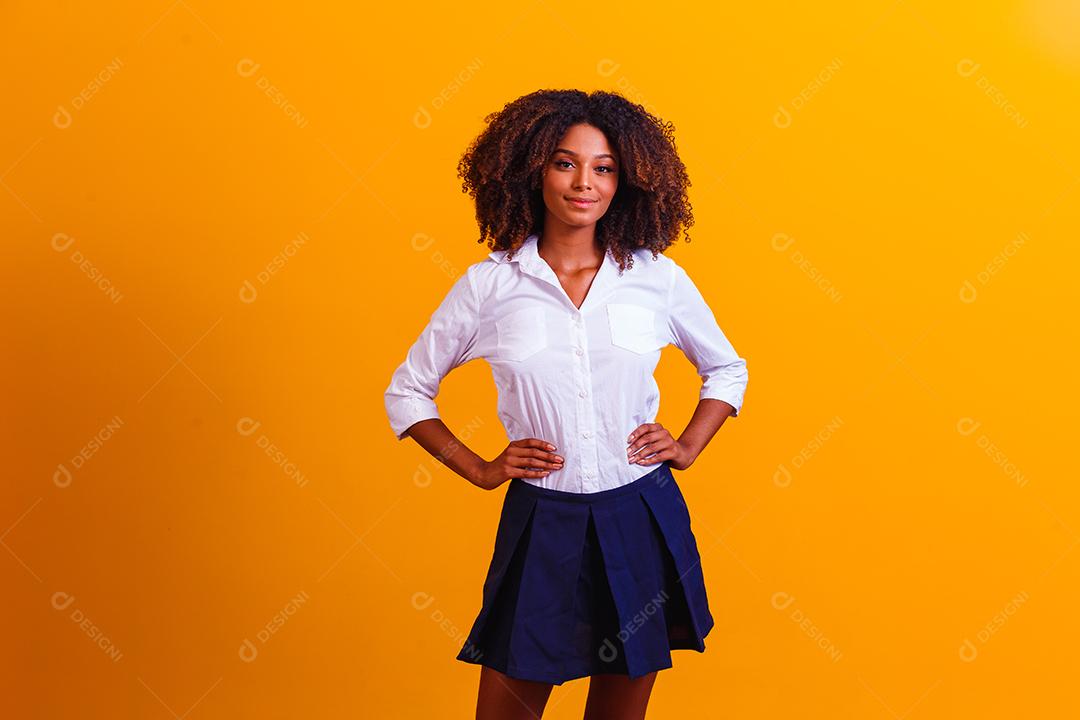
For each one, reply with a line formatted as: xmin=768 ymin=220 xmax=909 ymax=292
xmin=567 ymin=197 xmax=597 ymax=207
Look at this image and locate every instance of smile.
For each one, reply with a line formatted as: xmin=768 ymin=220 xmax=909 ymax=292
xmin=566 ymin=198 xmax=597 ymax=208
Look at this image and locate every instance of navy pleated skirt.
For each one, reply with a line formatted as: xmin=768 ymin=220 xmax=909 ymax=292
xmin=455 ymin=461 xmax=714 ymax=685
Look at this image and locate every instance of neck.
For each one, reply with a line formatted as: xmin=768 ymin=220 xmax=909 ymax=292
xmin=536 ymin=221 xmax=604 ymax=270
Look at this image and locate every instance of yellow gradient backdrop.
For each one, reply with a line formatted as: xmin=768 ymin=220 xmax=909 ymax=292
xmin=3 ymin=1 xmax=1078 ymax=717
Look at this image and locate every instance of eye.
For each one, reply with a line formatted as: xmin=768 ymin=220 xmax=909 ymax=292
xmin=596 ymin=166 xmax=615 ymax=173
xmin=555 ymin=160 xmax=573 ymax=169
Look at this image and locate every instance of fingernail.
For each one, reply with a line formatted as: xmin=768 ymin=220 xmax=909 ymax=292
xmin=547 ymin=444 xmax=555 ymax=450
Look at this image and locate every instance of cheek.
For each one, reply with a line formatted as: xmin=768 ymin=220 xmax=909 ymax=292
xmin=542 ymin=184 xmax=563 ymax=209
xmin=600 ymin=180 xmax=619 ymax=207
xmin=542 ymin=176 xmax=564 ymax=201
xmin=602 ymin=175 xmax=618 ymax=195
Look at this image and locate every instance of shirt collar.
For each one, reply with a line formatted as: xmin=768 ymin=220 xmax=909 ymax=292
xmin=488 ymin=233 xmax=615 ymax=270
xmin=489 ymin=233 xmax=618 ymax=313
xmin=488 ymin=233 xmax=539 ymax=265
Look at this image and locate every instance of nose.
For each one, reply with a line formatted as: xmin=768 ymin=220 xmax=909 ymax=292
xmin=573 ymin=166 xmax=591 ymax=190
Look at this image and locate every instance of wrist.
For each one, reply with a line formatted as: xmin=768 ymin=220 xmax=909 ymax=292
xmin=675 ymin=438 xmax=702 ymax=469
xmin=464 ymin=455 xmax=489 ymax=487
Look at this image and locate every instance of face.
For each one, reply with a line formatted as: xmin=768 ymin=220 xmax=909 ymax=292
xmin=540 ymin=123 xmax=620 ymax=232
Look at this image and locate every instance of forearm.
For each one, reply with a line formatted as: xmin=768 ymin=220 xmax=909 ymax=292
xmin=675 ymin=398 xmax=735 ymax=467
xmin=403 ymin=418 xmax=488 ymax=487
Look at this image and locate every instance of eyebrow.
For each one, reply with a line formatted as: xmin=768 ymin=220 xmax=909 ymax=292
xmin=553 ymin=148 xmax=618 ymax=162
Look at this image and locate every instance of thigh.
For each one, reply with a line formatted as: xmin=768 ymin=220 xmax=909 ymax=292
xmin=475 ymin=665 xmax=554 ymax=720
xmin=583 ymin=671 xmax=658 ymax=720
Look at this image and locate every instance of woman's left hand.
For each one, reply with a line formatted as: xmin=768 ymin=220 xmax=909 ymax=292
xmin=626 ymin=423 xmax=695 ymax=471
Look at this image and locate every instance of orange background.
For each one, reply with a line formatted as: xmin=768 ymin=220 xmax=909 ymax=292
xmin=4 ymin=1 xmax=1078 ymax=717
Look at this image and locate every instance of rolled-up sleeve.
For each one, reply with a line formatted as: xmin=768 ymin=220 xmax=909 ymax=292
xmin=667 ymin=261 xmax=748 ymax=416
xmin=384 ymin=267 xmax=481 ymax=440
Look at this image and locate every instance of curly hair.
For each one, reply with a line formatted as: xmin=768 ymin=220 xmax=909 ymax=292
xmin=457 ymin=89 xmax=694 ymax=273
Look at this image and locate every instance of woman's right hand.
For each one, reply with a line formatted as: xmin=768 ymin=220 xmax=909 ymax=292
xmin=475 ymin=438 xmax=564 ymax=490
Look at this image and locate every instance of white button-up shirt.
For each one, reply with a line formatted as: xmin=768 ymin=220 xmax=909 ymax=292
xmin=384 ymin=233 xmax=748 ymax=493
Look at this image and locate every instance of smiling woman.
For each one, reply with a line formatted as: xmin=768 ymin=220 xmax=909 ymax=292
xmin=386 ymin=89 xmax=748 ymax=720
xmin=456 ymin=88 xmax=695 ymax=274
xmin=542 ymin=127 xmax=619 ymax=231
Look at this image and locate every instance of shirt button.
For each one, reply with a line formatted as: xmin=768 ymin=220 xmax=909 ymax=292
xmin=578 ymin=389 xmax=587 ymax=398
xmin=575 ymin=348 xmax=584 ymax=356
xmin=582 ymin=431 xmax=592 ymax=439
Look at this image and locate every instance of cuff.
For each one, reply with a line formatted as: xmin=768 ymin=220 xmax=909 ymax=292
xmin=386 ymin=396 xmax=441 ymax=440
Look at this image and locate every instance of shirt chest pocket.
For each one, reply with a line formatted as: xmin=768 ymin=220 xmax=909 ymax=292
xmin=495 ymin=307 xmax=548 ymax=362
xmin=606 ymin=303 xmax=665 ymax=354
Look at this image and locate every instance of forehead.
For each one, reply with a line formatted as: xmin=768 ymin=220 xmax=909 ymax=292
xmin=554 ymin=123 xmax=616 ymax=156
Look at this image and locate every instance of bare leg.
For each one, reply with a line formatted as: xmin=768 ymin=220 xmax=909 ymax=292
xmin=475 ymin=665 xmax=555 ymax=720
xmin=582 ymin=671 xmax=658 ymax=720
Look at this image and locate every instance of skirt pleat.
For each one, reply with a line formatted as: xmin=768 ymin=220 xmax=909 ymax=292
xmin=509 ymin=498 xmax=592 ymax=675
xmin=455 ymin=461 xmax=714 ymax=685
xmin=638 ymin=477 xmax=714 ymax=648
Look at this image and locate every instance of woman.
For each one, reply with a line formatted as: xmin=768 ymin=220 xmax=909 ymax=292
xmin=384 ymin=89 xmax=748 ymax=719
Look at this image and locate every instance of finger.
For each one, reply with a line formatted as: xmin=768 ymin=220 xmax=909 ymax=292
xmin=511 ymin=452 xmax=562 ymax=472
xmin=526 ymin=448 xmax=564 ymax=468
xmin=634 ymin=440 xmax=673 ymax=462
xmin=627 ymin=423 xmax=664 ymax=445
xmin=504 ymin=457 xmax=553 ymax=477
xmin=627 ymin=429 xmax=669 ymax=458
xmin=512 ymin=451 xmax=563 ymax=470
xmin=634 ymin=448 xmax=671 ymax=464
xmin=511 ymin=438 xmax=558 ymax=454
xmin=512 ymin=461 xmax=554 ymax=478
xmin=511 ymin=446 xmax=564 ymax=466
xmin=627 ymin=425 xmax=646 ymax=444
xmin=527 ymin=438 xmax=558 ymax=453
xmin=630 ymin=435 xmax=673 ymax=462
xmin=512 ymin=439 xmax=563 ymax=464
